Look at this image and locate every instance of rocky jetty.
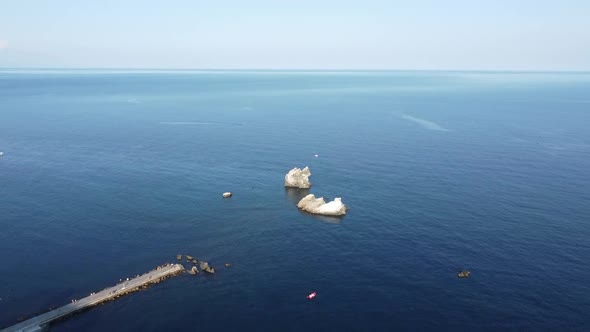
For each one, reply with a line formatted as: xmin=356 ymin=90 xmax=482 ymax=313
xmin=297 ymin=194 xmax=347 ymax=216
xmin=284 ymin=167 xmax=312 ymax=189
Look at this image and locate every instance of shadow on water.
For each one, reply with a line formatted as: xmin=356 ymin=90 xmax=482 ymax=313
xmin=284 ymin=187 xmax=310 ymax=205
xmin=284 ymin=187 xmax=345 ymax=224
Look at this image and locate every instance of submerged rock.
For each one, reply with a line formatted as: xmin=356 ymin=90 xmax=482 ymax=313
xmin=457 ymin=270 xmax=471 ymax=278
xmin=285 ymin=167 xmax=312 ymax=189
xmin=186 ymin=255 xmax=194 ymax=261
xmin=223 ymin=192 xmax=232 ymax=198
xmin=297 ymin=194 xmax=347 ymax=216
xmin=192 ymin=259 xmax=198 ymax=264
xmin=225 ymin=263 xmax=231 ymax=268
xmin=176 ymin=255 xmax=182 ymax=261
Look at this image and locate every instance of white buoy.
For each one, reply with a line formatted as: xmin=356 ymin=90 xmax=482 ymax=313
xmin=223 ymin=192 xmax=232 ymax=198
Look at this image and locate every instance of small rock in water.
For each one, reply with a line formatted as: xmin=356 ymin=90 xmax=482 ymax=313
xmin=188 ymin=266 xmax=199 ymax=275
xmin=200 ymin=261 xmax=215 ymax=274
xmin=186 ymin=255 xmax=194 ymax=261
xmin=192 ymin=259 xmax=198 ymax=264
xmin=223 ymin=192 xmax=232 ymax=198
xmin=225 ymin=263 xmax=231 ymax=268
xmin=176 ymin=255 xmax=182 ymax=261
xmin=457 ymin=270 xmax=471 ymax=278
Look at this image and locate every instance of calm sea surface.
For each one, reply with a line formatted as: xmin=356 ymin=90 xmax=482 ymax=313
xmin=1 ymin=70 xmax=589 ymax=331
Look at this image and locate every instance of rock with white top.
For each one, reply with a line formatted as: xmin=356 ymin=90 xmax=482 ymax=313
xmin=223 ymin=192 xmax=232 ymax=198
xmin=297 ymin=194 xmax=347 ymax=216
xmin=284 ymin=167 xmax=312 ymax=189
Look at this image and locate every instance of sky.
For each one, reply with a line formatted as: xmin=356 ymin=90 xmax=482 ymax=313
xmin=0 ymin=0 xmax=589 ymax=70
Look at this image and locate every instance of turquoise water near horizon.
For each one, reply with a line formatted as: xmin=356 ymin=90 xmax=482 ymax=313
xmin=1 ymin=70 xmax=589 ymax=331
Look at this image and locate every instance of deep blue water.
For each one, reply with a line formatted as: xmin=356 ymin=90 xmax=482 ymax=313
xmin=1 ymin=70 xmax=589 ymax=331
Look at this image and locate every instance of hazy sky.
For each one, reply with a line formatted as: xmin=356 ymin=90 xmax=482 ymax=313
xmin=1 ymin=0 xmax=589 ymax=70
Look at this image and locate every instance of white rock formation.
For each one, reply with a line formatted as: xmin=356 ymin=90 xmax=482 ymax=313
xmin=297 ymin=194 xmax=347 ymax=216
xmin=284 ymin=167 xmax=312 ymax=189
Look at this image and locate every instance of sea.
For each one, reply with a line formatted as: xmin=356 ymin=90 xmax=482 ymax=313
xmin=0 ymin=70 xmax=589 ymax=331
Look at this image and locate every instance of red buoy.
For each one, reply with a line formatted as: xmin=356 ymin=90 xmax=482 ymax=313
xmin=307 ymin=292 xmax=317 ymax=300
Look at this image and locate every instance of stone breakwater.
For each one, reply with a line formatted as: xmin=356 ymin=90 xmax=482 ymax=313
xmin=1 ymin=263 xmax=185 ymax=332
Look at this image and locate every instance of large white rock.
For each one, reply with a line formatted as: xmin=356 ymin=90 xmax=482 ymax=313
xmin=297 ymin=194 xmax=347 ymax=216
xmin=284 ymin=167 xmax=312 ymax=189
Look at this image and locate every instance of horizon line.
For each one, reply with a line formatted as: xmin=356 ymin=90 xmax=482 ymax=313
xmin=1 ymin=67 xmax=589 ymax=74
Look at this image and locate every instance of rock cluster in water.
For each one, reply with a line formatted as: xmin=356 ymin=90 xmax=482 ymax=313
xmin=200 ymin=261 xmax=215 ymax=274
xmin=297 ymin=194 xmax=347 ymax=216
xmin=181 ymin=254 xmax=218 ymax=276
xmin=284 ymin=167 xmax=312 ymax=189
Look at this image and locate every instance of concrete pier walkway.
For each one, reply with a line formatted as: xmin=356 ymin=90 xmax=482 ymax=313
xmin=2 ymin=263 xmax=185 ymax=332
